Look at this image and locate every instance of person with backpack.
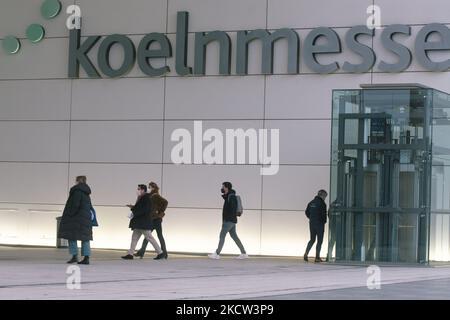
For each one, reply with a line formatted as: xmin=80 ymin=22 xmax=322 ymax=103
xmin=134 ymin=181 xmax=169 ymax=260
xmin=304 ymin=189 xmax=328 ymax=263
xmin=58 ymin=176 xmax=93 ymax=265
xmin=208 ymin=182 xmax=248 ymax=260
xmin=121 ymin=184 xmax=164 ymax=260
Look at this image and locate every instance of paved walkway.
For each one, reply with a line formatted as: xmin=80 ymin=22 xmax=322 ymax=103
xmin=0 ymin=246 xmax=449 ymax=300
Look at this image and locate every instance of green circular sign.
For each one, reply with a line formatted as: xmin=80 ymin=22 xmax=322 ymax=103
xmin=26 ymin=24 xmax=45 ymax=43
xmin=41 ymin=0 xmax=62 ymax=19
xmin=2 ymin=36 xmax=21 ymax=54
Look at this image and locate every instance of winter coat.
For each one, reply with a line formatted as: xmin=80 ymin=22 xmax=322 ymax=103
xmin=305 ymin=196 xmax=327 ymax=226
xmin=148 ymin=191 xmax=168 ymax=220
xmin=222 ymin=189 xmax=238 ymax=223
xmin=58 ymin=183 xmax=93 ymax=241
xmin=129 ymin=195 xmax=152 ymax=230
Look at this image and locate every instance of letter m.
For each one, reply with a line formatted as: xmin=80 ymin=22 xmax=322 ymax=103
xmin=236 ymin=28 xmax=299 ymax=75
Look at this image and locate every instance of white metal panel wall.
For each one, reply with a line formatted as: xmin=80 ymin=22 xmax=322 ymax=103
xmin=1 ymin=0 xmax=450 ymax=259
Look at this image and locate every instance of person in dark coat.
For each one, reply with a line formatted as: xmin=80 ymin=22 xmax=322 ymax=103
xmin=304 ymin=189 xmax=328 ymax=263
xmin=135 ymin=181 xmax=169 ymax=259
xmin=59 ymin=176 xmax=93 ymax=265
xmin=208 ymin=182 xmax=248 ymax=260
xmin=121 ymin=184 xmax=163 ymax=260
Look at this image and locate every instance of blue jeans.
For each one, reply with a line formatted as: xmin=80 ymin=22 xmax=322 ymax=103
xmin=68 ymin=240 xmax=91 ymax=257
xmin=216 ymin=221 xmax=246 ymax=255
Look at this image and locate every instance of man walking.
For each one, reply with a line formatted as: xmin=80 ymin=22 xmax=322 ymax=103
xmin=208 ymin=182 xmax=248 ymax=260
xmin=122 ymin=184 xmax=164 ymax=260
xmin=304 ymin=189 xmax=328 ymax=263
xmin=134 ymin=181 xmax=169 ymax=259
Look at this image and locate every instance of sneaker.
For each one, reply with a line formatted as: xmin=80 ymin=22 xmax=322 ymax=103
xmin=236 ymin=254 xmax=249 ymax=260
xmin=314 ymin=257 xmax=323 ymax=263
xmin=208 ymin=252 xmax=220 ymax=260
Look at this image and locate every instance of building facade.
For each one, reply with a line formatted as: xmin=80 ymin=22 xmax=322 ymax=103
xmin=1 ymin=0 xmax=450 ymax=262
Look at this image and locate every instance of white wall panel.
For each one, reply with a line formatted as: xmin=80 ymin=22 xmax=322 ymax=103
xmin=0 ymin=121 xmax=69 ymax=162
xmin=262 ymin=165 xmax=330 ymax=211
xmin=268 ymin=0 xmax=372 ymax=29
xmin=72 ymin=78 xmax=165 ymax=120
xmin=266 ymin=74 xmax=371 ymax=119
xmin=70 ymin=121 xmax=163 ymax=163
xmin=165 ymin=76 xmax=265 ymax=119
xmin=0 ymin=163 xmax=68 ymax=204
xmin=0 ymin=38 xmax=68 ymax=80
xmin=265 ymin=120 xmax=331 ymax=165
xmin=168 ymin=0 xmax=266 ymax=33
xmin=0 ymin=80 xmax=71 ymax=120
xmin=374 ymin=0 xmax=450 ymax=25
xmin=0 ymin=206 xmax=27 ymax=245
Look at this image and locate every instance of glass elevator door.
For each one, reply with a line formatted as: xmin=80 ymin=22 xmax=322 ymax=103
xmin=330 ymin=88 xmax=431 ymax=263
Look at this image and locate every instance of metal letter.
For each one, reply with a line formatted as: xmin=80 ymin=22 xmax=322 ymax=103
xmin=176 ymin=11 xmax=192 ymax=76
xmin=304 ymin=27 xmax=341 ymax=74
xmin=378 ymin=24 xmax=412 ymax=73
xmin=415 ymin=23 xmax=450 ymax=71
xmin=194 ymin=31 xmax=231 ymax=75
xmin=342 ymin=26 xmax=375 ymax=73
xmin=138 ymin=33 xmax=172 ymax=77
xmin=236 ymin=28 xmax=299 ymax=75
xmin=68 ymin=26 xmax=100 ymax=78
xmin=97 ymin=34 xmax=136 ymax=78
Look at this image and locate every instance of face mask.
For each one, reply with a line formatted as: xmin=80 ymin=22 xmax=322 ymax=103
xmin=220 ymin=188 xmax=225 ymax=194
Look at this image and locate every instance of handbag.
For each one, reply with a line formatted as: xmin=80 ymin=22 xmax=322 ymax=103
xmin=90 ymin=207 xmax=99 ymax=227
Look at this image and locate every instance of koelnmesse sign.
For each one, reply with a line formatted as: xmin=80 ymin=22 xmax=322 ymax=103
xmin=69 ymin=11 xmax=450 ymax=78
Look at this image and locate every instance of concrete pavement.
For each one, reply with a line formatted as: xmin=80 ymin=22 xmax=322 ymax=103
xmin=0 ymin=246 xmax=450 ymax=300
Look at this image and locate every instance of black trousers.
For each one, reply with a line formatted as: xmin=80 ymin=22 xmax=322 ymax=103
xmin=305 ymin=222 xmax=325 ymax=258
xmin=138 ymin=218 xmax=167 ymax=254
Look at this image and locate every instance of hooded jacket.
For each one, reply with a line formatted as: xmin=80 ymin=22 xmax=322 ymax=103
xmin=222 ymin=189 xmax=238 ymax=223
xmin=305 ymin=196 xmax=327 ymax=226
xmin=58 ymin=183 xmax=93 ymax=241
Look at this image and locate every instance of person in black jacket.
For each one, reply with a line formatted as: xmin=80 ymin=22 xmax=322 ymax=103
xmin=59 ymin=176 xmax=93 ymax=265
xmin=304 ymin=189 xmax=328 ymax=263
xmin=134 ymin=181 xmax=169 ymax=260
xmin=121 ymin=185 xmax=163 ymax=260
xmin=208 ymin=182 xmax=248 ymax=260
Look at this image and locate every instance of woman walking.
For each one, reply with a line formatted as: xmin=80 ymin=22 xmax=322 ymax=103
xmin=58 ymin=176 xmax=93 ymax=265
